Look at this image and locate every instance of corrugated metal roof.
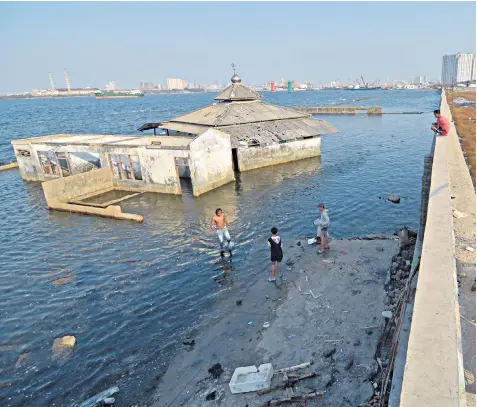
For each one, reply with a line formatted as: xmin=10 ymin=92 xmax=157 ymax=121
xmin=214 ymin=83 xmax=262 ymax=101
xmin=220 ymin=118 xmax=339 ymax=147
xmin=168 ymin=101 xmax=310 ymax=127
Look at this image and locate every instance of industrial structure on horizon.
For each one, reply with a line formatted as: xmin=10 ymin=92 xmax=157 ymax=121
xmin=31 ymin=70 xmax=99 ymax=97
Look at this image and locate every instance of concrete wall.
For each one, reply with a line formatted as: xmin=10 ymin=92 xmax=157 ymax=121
xmin=189 ymin=128 xmax=235 ymax=196
xmin=41 ymin=167 xmax=142 ymax=222
xmin=12 ymin=142 xmax=44 ymax=181
xmin=400 ymin=91 xmax=466 ymax=407
xmin=42 ymin=167 xmax=114 ymax=204
xmin=237 ymin=136 xmax=321 ymax=172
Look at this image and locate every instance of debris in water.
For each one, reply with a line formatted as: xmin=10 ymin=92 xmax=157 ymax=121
xmin=208 ymin=363 xmax=224 ymax=379
xmin=79 ymin=386 xmax=119 ymax=407
xmin=387 ymin=195 xmax=401 ymax=204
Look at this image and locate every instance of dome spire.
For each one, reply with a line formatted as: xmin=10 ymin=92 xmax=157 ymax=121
xmin=231 ymin=63 xmax=241 ymax=83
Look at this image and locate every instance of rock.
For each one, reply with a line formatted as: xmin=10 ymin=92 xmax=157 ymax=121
xmin=297 ymin=241 xmax=301 ymax=246
xmin=286 ymin=259 xmax=294 ymax=266
xmin=382 ymin=311 xmax=393 ymax=319
xmin=236 ymin=299 xmax=242 ymax=306
xmin=405 ymin=260 xmax=411 ymax=267
xmin=387 ymin=195 xmax=400 ymax=204
xmin=52 ymin=335 xmax=76 ymax=356
xmin=182 ymin=339 xmax=195 ymax=346
xmin=366 ymin=330 xmax=373 ymax=335
xmin=376 ymin=246 xmax=384 ymax=252
xmin=208 ymin=363 xmax=224 ymax=379
xmin=323 ymin=347 xmax=336 ymax=358
xmin=15 ymin=352 xmax=30 ymax=369
xmin=353 ymin=339 xmax=361 ymax=347
xmin=206 ymin=390 xmax=217 ymax=401
xmin=345 ymin=359 xmax=354 ymax=371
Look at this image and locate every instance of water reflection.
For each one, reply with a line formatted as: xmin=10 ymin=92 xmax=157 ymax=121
xmin=0 ymin=91 xmax=438 ymax=407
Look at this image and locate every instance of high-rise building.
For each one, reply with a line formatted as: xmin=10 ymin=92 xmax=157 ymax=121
xmin=166 ymin=78 xmax=187 ymax=90
xmin=105 ymin=81 xmax=118 ymax=91
xmin=441 ymin=53 xmax=476 ymax=85
xmin=140 ymin=81 xmax=155 ymax=90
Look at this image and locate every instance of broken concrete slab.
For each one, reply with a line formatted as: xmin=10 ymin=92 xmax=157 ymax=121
xmin=229 ymin=364 xmax=274 ymax=394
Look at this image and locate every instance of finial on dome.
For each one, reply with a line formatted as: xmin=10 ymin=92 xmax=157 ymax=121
xmin=231 ymin=63 xmax=241 ymax=83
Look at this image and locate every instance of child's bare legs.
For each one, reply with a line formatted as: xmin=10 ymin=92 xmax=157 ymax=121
xmin=271 ymin=262 xmax=276 ymax=281
xmin=277 ymin=261 xmax=282 ymax=278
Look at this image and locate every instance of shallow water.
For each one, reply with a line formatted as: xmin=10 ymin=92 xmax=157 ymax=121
xmin=0 ymin=90 xmax=438 ymax=406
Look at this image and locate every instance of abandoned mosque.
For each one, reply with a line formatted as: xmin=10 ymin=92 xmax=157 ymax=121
xmin=11 ymin=72 xmax=338 ymax=221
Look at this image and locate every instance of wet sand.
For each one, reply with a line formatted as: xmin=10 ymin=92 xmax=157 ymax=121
xmin=151 ymin=237 xmax=398 ymax=407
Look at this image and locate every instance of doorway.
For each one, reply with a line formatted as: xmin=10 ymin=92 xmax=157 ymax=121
xmin=231 ymin=148 xmax=240 ymax=172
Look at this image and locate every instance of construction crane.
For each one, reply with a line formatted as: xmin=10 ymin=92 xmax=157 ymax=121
xmin=361 ymin=75 xmax=367 ymax=87
xmin=48 ymin=72 xmax=55 ymax=90
xmin=64 ymin=69 xmax=71 ymax=93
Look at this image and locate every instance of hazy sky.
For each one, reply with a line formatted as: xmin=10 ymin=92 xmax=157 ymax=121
xmin=0 ymin=1 xmax=475 ymax=93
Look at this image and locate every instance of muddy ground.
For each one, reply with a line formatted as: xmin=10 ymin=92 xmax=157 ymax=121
xmin=151 ymin=237 xmax=399 ymax=407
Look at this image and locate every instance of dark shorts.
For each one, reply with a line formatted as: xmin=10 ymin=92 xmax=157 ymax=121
xmin=271 ymin=255 xmax=283 ymax=263
xmin=321 ymin=227 xmax=328 ymax=233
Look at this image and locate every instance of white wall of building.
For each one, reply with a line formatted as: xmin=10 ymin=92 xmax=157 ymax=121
xmin=442 ymin=53 xmax=476 ymax=85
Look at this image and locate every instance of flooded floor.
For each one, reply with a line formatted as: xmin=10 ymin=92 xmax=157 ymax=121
xmin=0 ymin=90 xmax=438 ymax=406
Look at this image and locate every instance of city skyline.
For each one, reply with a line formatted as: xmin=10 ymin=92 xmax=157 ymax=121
xmin=0 ymin=2 xmax=475 ymax=93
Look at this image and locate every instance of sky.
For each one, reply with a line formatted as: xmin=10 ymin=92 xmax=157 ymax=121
xmin=0 ymin=1 xmax=475 ymax=93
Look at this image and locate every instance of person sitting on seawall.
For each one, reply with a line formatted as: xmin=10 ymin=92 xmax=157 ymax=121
xmin=431 ymin=109 xmax=450 ymax=136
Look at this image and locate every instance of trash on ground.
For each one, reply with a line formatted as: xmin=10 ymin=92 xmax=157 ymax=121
xmin=265 ymin=391 xmax=324 ymax=406
xmin=382 ymin=311 xmax=393 ymax=319
xmin=466 ymin=247 xmax=475 ymax=252
xmin=78 ymin=386 xmax=119 ymax=407
xmin=229 ymin=363 xmax=274 ymax=394
xmin=263 ymin=322 xmax=270 ymax=329
xmin=208 ymin=363 xmax=224 ymax=379
xmin=248 ymin=321 xmax=253 ymax=325
xmin=307 ymin=238 xmax=317 ymax=245
xmin=452 ymin=208 xmax=468 ymax=219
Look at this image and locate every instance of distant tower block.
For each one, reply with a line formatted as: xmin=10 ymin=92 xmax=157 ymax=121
xmin=64 ymin=69 xmax=71 ymax=93
xmin=48 ymin=73 xmax=55 ymax=90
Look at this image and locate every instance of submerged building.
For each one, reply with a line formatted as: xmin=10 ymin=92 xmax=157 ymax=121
xmin=139 ymin=71 xmax=338 ymax=172
xmin=11 ymin=71 xmax=337 ymax=220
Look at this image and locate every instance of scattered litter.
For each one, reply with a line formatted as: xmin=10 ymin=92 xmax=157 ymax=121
xmin=267 ymin=391 xmax=324 ymax=405
xmin=274 ymin=362 xmax=311 ymax=374
xmin=345 ymin=359 xmax=354 ymax=371
xmin=309 ymin=290 xmax=321 ymax=299
xmin=340 ymin=250 xmax=347 ymax=255
xmin=236 ymin=299 xmax=243 ymax=306
xmin=79 ymin=386 xmax=119 ymax=407
xmin=182 ymin=339 xmax=195 ymax=346
xmin=206 ymin=390 xmax=217 ymax=400
xmin=229 ymin=363 xmax=274 ymax=393
xmin=323 ymin=347 xmax=336 ymax=358
xmin=452 ymin=208 xmax=468 ymax=219
xmin=248 ymin=321 xmax=253 ymax=325
xmin=387 ymin=195 xmax=401 ymax=204
xmin=307 ymin=238 xmax=316 ymax=245
xmin=322 ymin=259 xmax=333 ymax=264
xmin=265 ymin=295 xmax=270 ymax=299
xmin=466 ymin=247 xmax=475 ymax=252
xmin=208 ymin=363 xmax=224 ymax=379
xmin=263 ymin=322 xmax=270 ymax=329
xmin=382 ymin=311 xmax=393 ymax=319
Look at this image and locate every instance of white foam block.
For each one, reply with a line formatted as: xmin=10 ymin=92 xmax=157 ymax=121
xmin=229 ymin=363 xmax=274 ymax=394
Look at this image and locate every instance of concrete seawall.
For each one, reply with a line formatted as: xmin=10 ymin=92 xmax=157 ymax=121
xmin=399 ymin=90 xmax=467 ymax=406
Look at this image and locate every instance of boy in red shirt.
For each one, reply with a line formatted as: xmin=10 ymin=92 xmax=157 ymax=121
xmin=431 ymin=109 xmax=450 ymax=136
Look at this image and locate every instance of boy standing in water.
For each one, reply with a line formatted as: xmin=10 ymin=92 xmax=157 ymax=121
xmin=268 ymin=227 xmax=283 ymax=283
xmin=211 ymin=208 xmax=232 ymax=255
